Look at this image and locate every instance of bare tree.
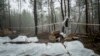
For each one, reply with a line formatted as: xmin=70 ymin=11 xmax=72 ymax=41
xmin=48 ymin=0 xmax=51 ymax=32
xmin=17 ymin=0 xmax=22 ymax=32
xmin=67 ymin=0 xmax=70 ymax=19
xmin=85 ymin=0 xmax=89 ymax=33
xmin=61 ymin=0 xmax=64 ymax=32
xmin=50 ymin=0 xmax=56 ymax=31
xmin=61 ymin=0 xmax=64 ymax=20
xmin=34 ymin=0 xmax=38 ymax=35
xmin=98 ymin=0 xmax=100 ymax=31
xmin=8 ymin=0 xmax=11 ymax=30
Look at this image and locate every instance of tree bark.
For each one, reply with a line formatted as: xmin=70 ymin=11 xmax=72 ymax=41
xmin=85 ymin=0 xmax=89 ymax=33
xmin=8 ymin=0 xmax=11 ymax=30
xmin=68 ymin=0 xmax=70 ymax=19
xmin=64 ymin=0 xmax=67 ymax=17
xmin=18 ymin=0 xmax=22 ymax=32
xmin=61 ymin=0 xmax=64 ymax=20
xmin=50 ymin=0 xmax=55 ymax=31
xmin=98 ymin=0 xmax=100 ymax=31
xmin=48 ymin=0 xmax=51 ymax=32
xmin=34 ymin=0 xmax=38 ymax=35
xmin=61 ymin=0 xmax=65 ymax=32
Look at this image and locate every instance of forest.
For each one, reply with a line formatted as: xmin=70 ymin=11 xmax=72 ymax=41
xmin=0 ymin=0 xmax=100 ymax=56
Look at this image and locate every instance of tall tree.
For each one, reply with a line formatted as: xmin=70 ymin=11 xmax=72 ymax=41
xmin=61 ymin=0 xmax=65 ymax=32
xmin=34 ymin=0 xmax=38 ymax=35
xmin=48 ymin=0 xmax=51 ymax=32
xmin=61 ymin=0 xmax=64 ymax=20
xmin=50 ymin=0 xmax=56 ymax=31
xmin=67 ymin=0 xmax=70 ymax=19
xmin=17 ymin=0 xmax=22 ymax=32
xmin=8 ymin=0 xmax=11 ymax=30
xmin=40 ymin=0 xmax=44 ymax=32
xmin=85 ymin=0 xmax=89 ymax=33
xmin=64 ymin=0 xmax=67 ymax=17
xmin=98 ymin=0 xmax=100 ymax=31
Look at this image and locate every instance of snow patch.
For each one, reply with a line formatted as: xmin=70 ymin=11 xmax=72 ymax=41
xmin=27 ymin=37 xmax=39 ymax=42
xmin=0 ymin=41 xmax=97 ymax=56
xmin=43 ymin=43 xmax=67 ymax=56
xmin=11 ymin=36 xmax=39 ymax=42
xmin=0 ymin=36 xmax=99 ymax=56
xmin=11 ymin=36 xmax=27 ymax=42
xmin=0 ymin=43 xmax=46 ymax=56
xmin=64 ymin=41 xmax=84 ymax=50
xmin=64 ymin=41 xmax=96 ymax=56
xmin=0 ymin=36 xmax=11 ymax=43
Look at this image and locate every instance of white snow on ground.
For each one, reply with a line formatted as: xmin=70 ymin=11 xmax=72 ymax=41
xmin=43 ymin=43 xmax=67 ymax=56
xmin=0 ymin=36 xmax=99 ymax=56
xmin=64 ymin=41 xmax=96 ymax=56
xmin=11 ymin=36 xmax=39 ymax=42
xmin=0 ymin=36 xmax=11 ymax=43
xmin=11 ymin=36 xmax=28 ymax=42
xmin=27 ymin=37 xmax=39 ymax=42
xmin=0 ymin=43 xmax=68 ymax=56
xmin=0 ymin=43 xmax=47 ymax=56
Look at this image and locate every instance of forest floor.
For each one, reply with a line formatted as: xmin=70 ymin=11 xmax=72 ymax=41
xmin=37 ymin=32 xmax=50 ymax=43
xmin=37 ymin=32 xmax=100 ymax=55
xmin=0 ymin=32 xmax=100 ymax=56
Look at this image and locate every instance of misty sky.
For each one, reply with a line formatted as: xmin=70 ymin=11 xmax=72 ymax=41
xmin=10 ymin=0 xmax=32 ymax=13
xmin=9 ymin=0 xmax=76 ymax=13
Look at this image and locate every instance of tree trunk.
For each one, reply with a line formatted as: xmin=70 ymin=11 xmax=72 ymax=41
xmin=40 ymin=0 xmax=43 ymax=32
xmin=18 ymin=0 xmax=22 ymax=32
xmin=68 ymin=0 xmax=70 ymax=19
xmin=8 ymin=0 xmax=11 ymax=30
xmin=98 ymin=0 xmax=100 ymax=31
xmin=61 ymin=0 xmax=64 ymax=20
xmin=64 ymin=0 xmax=67 ymax=17
xmin=61 ymin=0 xmax=65 ymax=32
xmin=85 ymin=0 xmax=89 ymax=33
xmin=48 ymin=0 xmax=51 ymax=32
xmin=34 ymin=0 xmax=38 ymax=35
xmin=50 ymin=0 xmax=55 ymax=31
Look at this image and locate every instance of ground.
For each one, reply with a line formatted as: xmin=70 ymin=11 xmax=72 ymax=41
xmin=0 ymin=34 xmax=100 ymax=56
